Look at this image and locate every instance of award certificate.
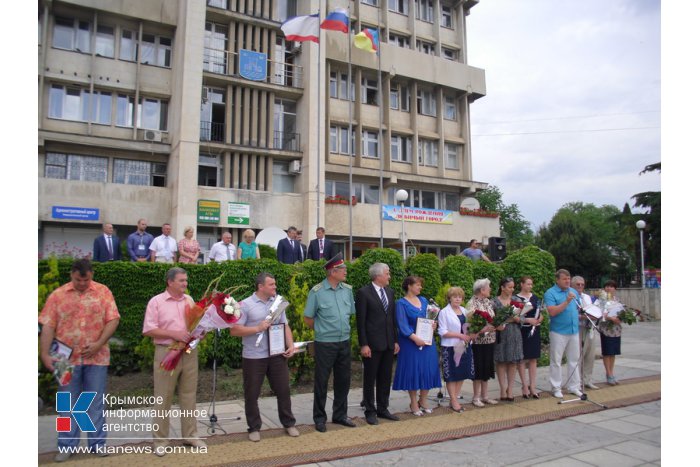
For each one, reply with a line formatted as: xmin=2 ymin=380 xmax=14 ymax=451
xmin=268 ymin=323 xmax=286 ymax=356
xmin=415 ymin=318 xmax=434 ymax=346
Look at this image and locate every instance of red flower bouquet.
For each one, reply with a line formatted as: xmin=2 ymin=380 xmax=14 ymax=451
xmin=468 ymin=309 xmax=493 ymax=333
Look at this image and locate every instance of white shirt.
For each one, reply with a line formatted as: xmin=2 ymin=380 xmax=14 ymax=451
xmin=438 ymin=305 xmax=467 ymax=347
xmin=209 ymin=241 xmax=237 ymax=262
xmin=149 ymin=235 xmax=177 ymax=260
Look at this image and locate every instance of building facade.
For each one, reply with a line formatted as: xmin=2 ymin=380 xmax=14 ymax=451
xmin=38 ymin=0 xmax=498 ymax=260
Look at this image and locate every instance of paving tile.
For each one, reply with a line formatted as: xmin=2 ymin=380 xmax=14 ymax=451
xmin=618 ymin=414 xmax=661 ymax=428
xmin=606 ymin=440 xmax=661 ymax=462
xmin=531 ymin=457 xmax=594 ymax=467
xmin=590 ymin=419 xmax=651 ymax=435
xmin=571 ymin=448 xmax=646 ymax=466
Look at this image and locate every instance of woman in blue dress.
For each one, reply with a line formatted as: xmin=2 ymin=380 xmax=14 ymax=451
xmin=392 ymin=275 xmax=441 ymax=416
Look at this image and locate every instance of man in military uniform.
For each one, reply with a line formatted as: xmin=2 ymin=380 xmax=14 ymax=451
xmin=304 ymin=253 xmax=356 ymax=433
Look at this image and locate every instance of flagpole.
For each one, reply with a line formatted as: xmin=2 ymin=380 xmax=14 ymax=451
xmin=347 ymin=4 xmax=353 ymax=259
xmin=316 ymin=7 xmax=322 ymax=231
xmin=377 ymin=6 xmax=384 ymax=248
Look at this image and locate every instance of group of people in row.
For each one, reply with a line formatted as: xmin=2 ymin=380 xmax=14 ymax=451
xmin=39 ymin=254 xmax=625 ymax=461
xmin=92 ymin=221 xmax=335 ymax=265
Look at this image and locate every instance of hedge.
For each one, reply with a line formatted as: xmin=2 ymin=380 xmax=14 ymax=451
xmin=38 ymin=246 xmax=558 ymax=396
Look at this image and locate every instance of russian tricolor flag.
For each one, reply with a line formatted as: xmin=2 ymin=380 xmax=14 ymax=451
xmin=353 ymin=28 xmax=380 ymax=54
xmin=281 ymin=14 xmax=320 ymax=43
xmin=321 ymin=8 xmax=350 ymax=33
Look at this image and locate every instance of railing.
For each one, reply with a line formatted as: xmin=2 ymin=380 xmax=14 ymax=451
xmin=203 ymin=47 xmax=304 ymax=89
xmin=200 ymin=121 xmax=225 ymax=142
xmin=273 ymin=131 xmax=301 ymax=152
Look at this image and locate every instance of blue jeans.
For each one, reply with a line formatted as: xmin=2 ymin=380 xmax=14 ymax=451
xmin=57 ymin=365 xmax=108 ymax=450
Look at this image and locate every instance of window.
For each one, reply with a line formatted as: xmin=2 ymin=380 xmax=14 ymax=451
xmin=204 ymin=21 xmax=227 ymax=74
xmin=442 ymin=47 xmax=457 ymax=61
xmin=416 ymin=0 xmax=434 ymax=23
xmin=362 ymin=130 xmax=379 ymax=158
xmin=95 ymin=24 xmax=114 ymax=57
xmin=417 ymin=88 xmax=436 ymax=116
xmin=49 ymin=85 xmax=112 ymax=124
xmin=388 ymin=33 xmax=410 ymax=49
xmin=362 ymin=0 xmax=378 ymax=6
xmin=275 ymin=0 xmax=297 ymax=22
xmin=389 ymin=83 xmax=399 ymax=109
xmin=116 ymin=94 xmax=134 ymax=127
xmin=400 ymin=85 xmax=411 ymax=112
xmin=441 ymin=5 xmax=453 ymax=28
xmin=418 ymin=139 xmax=438 ymax=166
xmin=120 ymin=29 xmax=137 ymax=61
xmin=53 ymin=17 xmax=91 ymax=53
xmin=389 ymin=0 xmax=409 ymax=14
xmin=141 ymin=33 xmax=171 ymax=67
xmin=330 ymin=125 xmax=356 ymax=155
xmin=444 ymin=95 xmax=457 ymax=120
xmin=391 ymin=134 xmax=412 ymax=162
xmin=273 ymin=161 xmax=296 ymax=192
xmin=44 ymin=153 xmax=108 ymax=182
xmin=445 ymin=143 xmax=459 ymax=169
xmin=329 ymin=71 xmax=338 ymax=98
xmin=114 ymin=159 xmax=166 ymax=186
xmin=416 ymin=39 xmax=435 ymax=55
xmin=361 ymin=78 xmax=378 ymax=105
xmin=326 ymin=180 xmax=351 ymax=198
xmin=274 ymin=99 xmax=297 ymax=150
xmin=198 ymin=154 xmax=222 ymax=187
xmin=444 ymin=192 xmax=460 ymax=211
xmin=330 ymin=71 xmax=355 ymax=101
xmin=137 ymin=97 xmax=168 ymax=130
xmin=207 ymin=0 xmax=228 ymax=8
xmin=353 ymin=183 xmax=380 ymax=204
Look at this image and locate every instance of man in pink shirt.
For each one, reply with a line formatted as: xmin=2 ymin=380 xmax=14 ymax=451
xmin=143 ymin=267 xmax=205 ymax=456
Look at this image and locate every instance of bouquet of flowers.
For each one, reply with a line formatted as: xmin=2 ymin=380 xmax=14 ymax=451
xmin=426 ymin=299 xmax=441 ymax=320
xmin=49 ymin=339 xmax=73 ymax=386
xmin=160 ymin=275 xmax=242 ymax=372
xmin=492 ymin=300 xmax=526 ymax=328
xmin=468 ymin=309 xmax=493 ymax=333
xmin=617 ymin=308 xmax=640 ymax=325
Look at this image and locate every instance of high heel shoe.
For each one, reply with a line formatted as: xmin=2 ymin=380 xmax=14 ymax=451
xmin=418 ymin=403 xmax=433 ymax=414
xmin=522 ymin=386 xmax=531 ymax=399
xmin=410 ymin=405 xmax=423 ymax=416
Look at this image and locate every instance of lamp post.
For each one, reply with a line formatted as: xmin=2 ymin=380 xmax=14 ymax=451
xmin=396 ymin=189 xmax=409 ymax=261
xmin=636 ymin=220 xmax=646 ymax=289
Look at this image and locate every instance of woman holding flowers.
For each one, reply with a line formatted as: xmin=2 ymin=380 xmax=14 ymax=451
xmin=515 ymin=276 xmax=543 ymax=398
xmin=466 ymin=278 xmax=499 ymax=407
xmin=492 ymin=277 xmax=524 ymax=401
xmin=438 ymin=286 xmax=475 ymax=412
xmin=600 ymin=280 xmax=622 ymax=385
xmin=393 ymin=276 xmax=441 ymax=416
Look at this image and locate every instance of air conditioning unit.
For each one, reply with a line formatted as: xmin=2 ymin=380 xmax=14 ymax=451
xmin=288 ymin=160 xmax=301 ymax=174
xmin=143 ymin=130 xmax=162 ymax=142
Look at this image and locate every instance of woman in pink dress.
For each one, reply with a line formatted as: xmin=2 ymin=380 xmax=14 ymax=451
xmin=177 ymin=226 xmax=200 ymax=263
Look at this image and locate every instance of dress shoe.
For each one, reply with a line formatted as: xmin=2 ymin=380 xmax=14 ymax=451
xmin=248 ymin=431 xmax=261 ymax=442
xmin=377 ymin=411 xmax=400 ymax=421
xmin=183 ymin=438 xmax=207 ymax=449
xmin=569 ymin=388 xmax=584 ymax=397
xmin=286 ymin=426 xmax=300 ymax=437
xmin=332 ymin=417 xmax=356 ymax=428
xmin=484 ymin=399 xmax=499 ymax=405
xmin=418 ymin=404 xmax=433 ymax=414
xmin=552 ymin=390 xmax=563 ymax=398
xmin=365 ymin=413 xmax=379 ymax=425
xmin=153 ymin=445 xmax=167 ymax=457
xmin=585 ymin=383 xmax=600 ymax=390
xmin=315 ymin=422 xmax=327 ymax=433
xmin=54 ymin=452 xmax=71 ymax=462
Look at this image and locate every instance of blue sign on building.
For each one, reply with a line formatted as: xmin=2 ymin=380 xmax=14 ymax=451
xmin=52 ymin=206 xmax=100 ymax=221
xmin=239 ymin=49 xmax=267 ymax=81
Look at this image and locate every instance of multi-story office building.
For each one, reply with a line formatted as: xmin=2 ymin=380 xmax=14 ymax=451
xmin=38 ymin=0 xmax=498 ymax=260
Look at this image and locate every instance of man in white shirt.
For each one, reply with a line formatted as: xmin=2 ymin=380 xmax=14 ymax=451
xmin=209 ymin=232 xmax=237 ymax=262
xmin=149 ymin=223 xmax=178 ymax=263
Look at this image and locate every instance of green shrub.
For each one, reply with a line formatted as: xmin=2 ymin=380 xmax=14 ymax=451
xmin=501 ymin=245 xmax=556 ymax=299
xmin=346 ymin=248 xmax=406 ymax=294
xmin=285 ymin=276 xmax=315 ymax=383
xmin=405 ymin=253 xmax=442 ymax=300
xmin=258 ymin=243 xmax=276 ymax=260
xmin=434 ymin=282 xmax=451 ymax=309
xmin=441 ymin=255 xmax=475 ymax=298
xmin=473 ymin=261 xmax=505 ymax=297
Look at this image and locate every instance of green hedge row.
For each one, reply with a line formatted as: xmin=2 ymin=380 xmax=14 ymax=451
xmin=38 ymin=246 xmax=556 ymax=377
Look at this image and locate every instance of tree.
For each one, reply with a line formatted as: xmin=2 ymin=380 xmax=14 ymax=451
xmin=475 ymin=186 xmax=534 ymax=249
xmin=632 ymin=162 xmax=660 ymax=268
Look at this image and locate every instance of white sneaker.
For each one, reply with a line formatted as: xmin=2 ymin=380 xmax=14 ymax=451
xmin=552 ymin=390 xmax=563 ymax=398
xmin=569 ymin=388 xmax=584 ymax=397
xmin=585 ymin=383 xmax=599 ymax=390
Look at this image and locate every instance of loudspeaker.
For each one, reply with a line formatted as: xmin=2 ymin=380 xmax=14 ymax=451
xmin=488 ymin=237 xmax=506 ymax=261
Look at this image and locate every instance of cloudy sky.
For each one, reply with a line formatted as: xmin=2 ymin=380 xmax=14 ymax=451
xmin=465 ymin=0 xmax=661 ymax=230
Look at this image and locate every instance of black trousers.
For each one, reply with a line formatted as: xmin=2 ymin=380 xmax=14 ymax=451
xmin=242 ymin=356 xmax=296 ymax=432
xmin=361 ymin=347 xmax=394 ymax=415
xmin=313 ymin=340 xmax=351 ymax=424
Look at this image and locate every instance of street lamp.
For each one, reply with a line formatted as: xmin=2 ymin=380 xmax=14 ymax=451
xmin=636 ymin=220 xmax=646 ymax=289
xmin=396 ymin=189 xmax=409 ymax=260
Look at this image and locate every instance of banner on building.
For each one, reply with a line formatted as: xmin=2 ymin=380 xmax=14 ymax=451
xmin=382 ymin=205 xmax=453 ymax=224
xmin=227 ymin=202 xmax=250 ymax=225
xmin=51 ymin=206 xmax=99 ymax=221
xmin=197 ymin=200 xmax=220 ymax=224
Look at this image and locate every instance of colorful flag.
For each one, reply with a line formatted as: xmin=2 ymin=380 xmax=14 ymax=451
xmin=353 ymin=28 xmax=379 ymax=54
xmin=281 ymin=14 xmax=320 ymax=43
xmin=321 ymin=8 xmax=350 ymax=33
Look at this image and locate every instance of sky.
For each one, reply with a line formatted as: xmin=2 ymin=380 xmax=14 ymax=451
xmin=465 ymin=0 xmax=661 ymax=230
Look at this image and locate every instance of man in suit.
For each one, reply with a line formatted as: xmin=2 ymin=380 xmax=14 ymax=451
xmin=93 ymin=223 xmax=121 ymax=262
xmin=297 ymin=232 xmax=308 ymax=261
xmin=308 ymin=227 xmax=335 ymax=261
xmin=276 ymin=226 xmax=303 ymax=264
xmin=355 ymin=262 xmax=400 ymax=425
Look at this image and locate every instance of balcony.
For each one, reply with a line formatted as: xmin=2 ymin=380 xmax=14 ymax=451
xmin=203 ymin=47 xmax=303 ymax=88
xmin=200 ymin=121 xmax=225 ymax=142
xmin=273 ymin=131 xmax=300 ymax=152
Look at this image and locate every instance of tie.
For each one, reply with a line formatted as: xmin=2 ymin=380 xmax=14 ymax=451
xmin=226 ymin=244 xmax=231 ymax=260
xmin=319 ymin=239 xmax=324 ymax=254
xmin=380 ymin=288 xmax=388 ymax=313
xmin=106 ymin=236 xmax=113 ymax=259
